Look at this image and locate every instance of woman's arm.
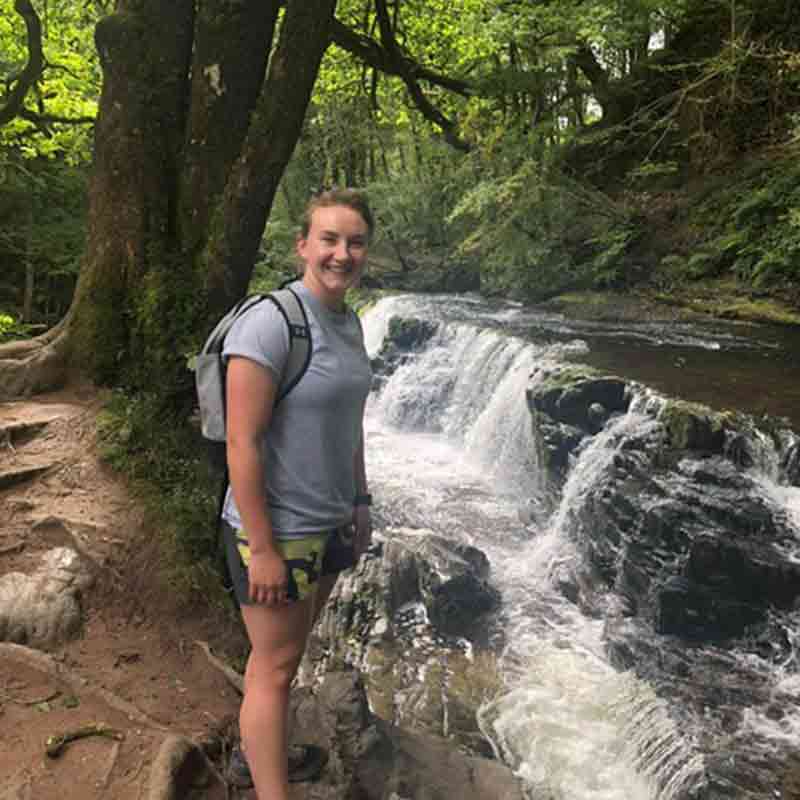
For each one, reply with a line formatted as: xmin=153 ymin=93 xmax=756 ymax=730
xmin=226 ymin=357 xmax=287 ymax=605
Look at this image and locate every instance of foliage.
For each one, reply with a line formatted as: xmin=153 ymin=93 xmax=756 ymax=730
xmin=0 ymin=311 xmax=34 ymax=342
xmin=96 ymin=389 xmax=232 ymax=607
xmin=0 ymin=0 xmax=99 ymax=322
xmin=0 ymin=155 xmax=88 ymax=322
xmin=0 ymin=0 xmax=101 ymax=162
xmin=682 ymin=152 xmax=800 ymax=287
xmin=446 ymin=134 xmax=638 ymax=299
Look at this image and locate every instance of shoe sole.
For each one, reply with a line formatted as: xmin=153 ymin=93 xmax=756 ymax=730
xmin=226 ymin=743 xmax=329 ymax=787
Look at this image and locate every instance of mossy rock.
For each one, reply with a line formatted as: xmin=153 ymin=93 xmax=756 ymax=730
xmin=528 ymin=365 xmax=629 ymax=432
xmin=537 ymin=364 xmax=603 ymax=392
xmin=386 ymin=316 xmax=439 ymax=350
xmin=661 ymin=400 xmax=727 ymax=452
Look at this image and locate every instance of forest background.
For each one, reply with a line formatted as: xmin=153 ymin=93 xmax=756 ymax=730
xmin=1 ymin=0 xmax=799 ymax=600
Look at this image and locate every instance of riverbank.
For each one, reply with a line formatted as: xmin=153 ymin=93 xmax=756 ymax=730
xmin=540 ymin=281 xmax=800 ymax=328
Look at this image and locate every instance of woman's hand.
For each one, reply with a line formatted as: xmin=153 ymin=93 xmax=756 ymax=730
xmin=247 ymin=549 xmax=289 ymax=606
xmin=352 ymin=505 xmax=372 ymax=558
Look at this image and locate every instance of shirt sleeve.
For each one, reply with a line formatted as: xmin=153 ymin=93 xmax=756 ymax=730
xmin=222 ymin=299 xmax=290 ymax=384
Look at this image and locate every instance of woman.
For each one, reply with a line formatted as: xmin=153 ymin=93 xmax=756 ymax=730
xmin=221 ymin=188 xmax=374 ymax=799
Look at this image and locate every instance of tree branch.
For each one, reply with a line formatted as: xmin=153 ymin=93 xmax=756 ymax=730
xmin=0 ymin=0 xmax=45 ymax=128
xmin=18 ymin=108 xmax=95 ymax=126
xmin=332 ymin=1 xmax=471 ymax=152
xmin=331 ymin=19 xmax=473 ymax=97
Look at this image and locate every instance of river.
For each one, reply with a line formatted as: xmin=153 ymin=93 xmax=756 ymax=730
xmin=360 ymin=293 xmax=800 ymax=800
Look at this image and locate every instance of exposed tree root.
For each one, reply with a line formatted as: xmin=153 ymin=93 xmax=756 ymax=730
xmin=0 ymin=643 xmax=169 ymax=732
xmin=194 ymin=641 xmax=243 ymax=695
xmin=98 ymin=740 xmax=122 ymax=792
xmin=0 ymin=322 xmax=71 ymax=401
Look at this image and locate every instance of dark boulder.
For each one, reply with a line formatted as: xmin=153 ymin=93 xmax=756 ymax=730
xmin=526 ymin=366 xmax=631 ymax=481
xmin=290 ymin=670 xmax=527 ymax=800
xmin=386 ymin=316 xmax=438 ymax=351
xmin=300 ymin=529 xmax=502 ymax=755
xmin=782 ymin=437 xmax=800 ymax=486
xmin=370 ymin=316 xmax=440 ymax=381
xmin=528 ymin=370 xmax=629 ymax=433
xmin=660 ymin=400 xmax=727 ymax=453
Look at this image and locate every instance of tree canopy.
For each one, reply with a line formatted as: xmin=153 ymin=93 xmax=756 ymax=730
xmin=1 ymin=0 xmax=799 ymax=399
xmin=1 ymin=0 xmax=100 ymax=159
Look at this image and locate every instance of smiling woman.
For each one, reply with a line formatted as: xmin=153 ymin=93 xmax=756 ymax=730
xmin=296 ymin=189 xmax=374 ymax=311
xmin=221 ymin=187 xmax=375 ymax=800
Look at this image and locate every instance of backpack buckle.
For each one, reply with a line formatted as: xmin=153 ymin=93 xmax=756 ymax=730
xmin=290 ymin=324 xmax=309 ymax=339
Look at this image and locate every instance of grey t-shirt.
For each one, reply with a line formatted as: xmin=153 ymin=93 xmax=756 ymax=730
xmin=221 ymin=281 xmax=372 ymax=535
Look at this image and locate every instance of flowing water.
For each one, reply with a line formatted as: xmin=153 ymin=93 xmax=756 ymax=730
xmin=361 ymin=294 xmax=800 ymax=800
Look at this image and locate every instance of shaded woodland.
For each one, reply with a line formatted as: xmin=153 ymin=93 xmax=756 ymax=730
xmin=2 ymin=1 xmax=799 ymax=395
xmin=1 ymin=0 xmax=799 ymax=586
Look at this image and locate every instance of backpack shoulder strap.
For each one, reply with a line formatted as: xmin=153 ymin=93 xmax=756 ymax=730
xmin=201 ymin=293 xmax=270 ymax=356
xmin=265 ymin=287 xmax=311 ymax=406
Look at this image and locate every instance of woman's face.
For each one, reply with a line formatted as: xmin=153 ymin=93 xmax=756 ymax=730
xmin=297 ymin=204 xmax=370 ymax=309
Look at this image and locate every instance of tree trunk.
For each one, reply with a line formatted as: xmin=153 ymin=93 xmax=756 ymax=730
xmin=0 ymin=0 xmax=337 ymax=402
xmin=203 ymin=0 xmax=337 ymax=317
xmin=67 ymin=0 xmax=196 ymax=388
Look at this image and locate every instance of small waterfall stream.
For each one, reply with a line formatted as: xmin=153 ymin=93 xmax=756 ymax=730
xmin=361 ymin=294 xmax=800 ymax=800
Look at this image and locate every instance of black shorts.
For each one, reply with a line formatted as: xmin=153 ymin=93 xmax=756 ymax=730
xmin=222 ymin=522 xmax=357 ymax=606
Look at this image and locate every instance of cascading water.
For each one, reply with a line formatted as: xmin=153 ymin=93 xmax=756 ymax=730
xmin=361 ymin=293 xmax=800 ymax=800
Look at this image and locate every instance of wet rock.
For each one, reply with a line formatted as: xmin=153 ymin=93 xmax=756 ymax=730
xmin=537 ymin=419 xmax=585 ymax=476
xmin=314 ymin=529 xmax=499 ymax=647
xmin=587 ymin=401 xmax=609 ymax=432
xmin=526 ymin=366 xmax=630 ymax=480
xmin=564 ymin=403 xmax=800 ymax=795
xmin=685 ymin=532 xmax=800 ymax=610
xmin=528 ymin=366 xmax=629 ymax=432
xmin=782 ymin=753 xmax=800 ymax=800
xmin=782 ymin=437 xmax=800 ymax=486
xmin=655 ymin=574 xmax=762 ymax=639
xmin=288 ymin=670 xmax=526 ymax=800
xmin=725 ymin=432 xmax=755 ymax=468
xmin=300 ymin=529 xmax=502 ymax=754
xmin=578 ymin=433 xmax=800 ymax=635
xmin=387 ymin=317 xmax=439 ymax=350
xmin=661 ymin=399 xmax=727 ymax=452
xmin=371 ymin=316 xmax=440 ymax=380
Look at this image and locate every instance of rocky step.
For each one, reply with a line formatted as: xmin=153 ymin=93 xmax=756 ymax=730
xmin=0 ymin=419 xmax=51 ymax=447
xmin=0 ymin=404 xmax=83 ymax=489
xmin=0 ymin=462 xmax=58 ymax=491
xmin=0 ymin=403 xmax=82 ymax=440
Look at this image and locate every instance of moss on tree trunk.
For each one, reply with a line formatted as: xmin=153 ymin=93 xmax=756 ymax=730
xmin=62 ymin=0 xmax=336 ymax=401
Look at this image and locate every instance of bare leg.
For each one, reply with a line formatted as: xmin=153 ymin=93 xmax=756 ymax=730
xmin=240 ymin=596 xmax=314 ymax=800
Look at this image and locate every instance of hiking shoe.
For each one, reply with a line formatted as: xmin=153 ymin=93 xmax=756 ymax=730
xmin=227 ymin=743 xmax=253 ymax=789
xmin=288 ymin=744 xmax=328 ymax=782
xmin=226 ymin=743 xmax=328 ymax=787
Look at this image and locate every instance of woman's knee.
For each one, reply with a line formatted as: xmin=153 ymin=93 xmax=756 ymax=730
xmin=246 ymin=648 xmax=302 ymax=693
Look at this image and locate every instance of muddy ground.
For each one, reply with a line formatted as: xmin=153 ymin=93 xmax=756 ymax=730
xmin=0 ymin=389 xmax=248 ymax=799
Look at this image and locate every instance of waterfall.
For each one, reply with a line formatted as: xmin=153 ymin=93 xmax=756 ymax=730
xmin=482 ymin=410 xmax=704 ymax=800
xmin=361 ymin=294 xmax=800 ymax=800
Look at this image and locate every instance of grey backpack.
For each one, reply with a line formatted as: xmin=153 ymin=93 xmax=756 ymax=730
xmin=195 ymin=286 xmax=311 ymax=442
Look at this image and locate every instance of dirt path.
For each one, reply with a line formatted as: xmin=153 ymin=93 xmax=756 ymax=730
xmin=0 ymin=389 xmax=244 ymax=799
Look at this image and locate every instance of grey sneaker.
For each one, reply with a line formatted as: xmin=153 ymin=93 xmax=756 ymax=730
xmin=227 ymin=742 xmax=328 ymax=787
xmin=227 ymin=743 xmax=253 ymax=789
